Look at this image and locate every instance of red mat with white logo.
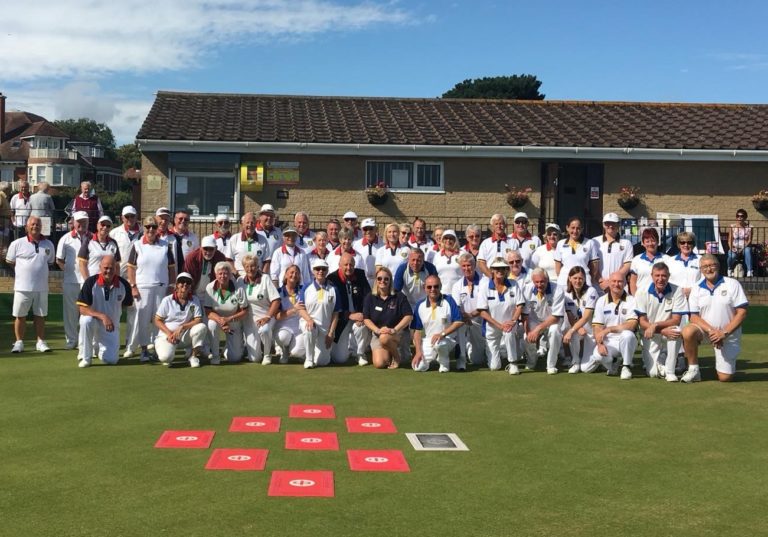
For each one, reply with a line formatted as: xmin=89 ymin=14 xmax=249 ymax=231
xmin=229 ymin=417 xmax=281 ymax=433
xmin=205 ymin=449 xmax=269 ymax=471
xmin=285 ymin=431 xmax=339 ymax=451
xmin=346 ymin=450 xmax=410 ymax=472
xmin=345 ymin=417 xmax=397 ymax=434
xmin=154 ymin=430 xmax=215 ymax=449
xmin=268 ymin=471 xmax=335 ymax=497
xmin=288 ymin=404 xmax=336 ymax=419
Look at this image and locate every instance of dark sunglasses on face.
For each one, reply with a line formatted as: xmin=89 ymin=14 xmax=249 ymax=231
xmin=679 ymin=241 xmax=694 ymax=246
xmin=145 ymin=225 xmax=158 ymax=230
xmin=425 ymin=285 xmax=440 ymax=290
xmin=376 ymin=276 xmax=391 ymax=282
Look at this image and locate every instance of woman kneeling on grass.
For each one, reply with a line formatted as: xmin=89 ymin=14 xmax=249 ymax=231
xmin=205 ymin=262 xmax=247 ymax=364
xmin=363 ymin=267 xmax=413 ymax=369
xmin=561 ymin=266 xmax=599 ymax=374
xmin=273 ymin=265 xmax=306 ymax=364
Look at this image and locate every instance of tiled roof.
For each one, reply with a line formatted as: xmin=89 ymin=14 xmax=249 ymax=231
xmin=137 ymin=91 xmax=768 ymax=151
xmin=1 ymin=112 xmax=70 ymax=162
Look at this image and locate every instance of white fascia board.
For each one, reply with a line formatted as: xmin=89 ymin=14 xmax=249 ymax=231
xmin=136 ymin=139 xmax=768 ymax=162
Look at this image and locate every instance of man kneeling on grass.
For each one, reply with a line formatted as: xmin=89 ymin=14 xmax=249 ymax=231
xmin=411 ymin=275 xmax=464 ymax=373
xmin=680 ymin=254 xmax=748 ymax=383
xmin=76 ymin=255 xmax=132 ymax=367
xmin=154 ymin=272 xmax=207 ymax=368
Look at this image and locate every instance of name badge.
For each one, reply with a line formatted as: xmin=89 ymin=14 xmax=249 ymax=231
xmin=375 ymin=306 xmax=383 ymax=311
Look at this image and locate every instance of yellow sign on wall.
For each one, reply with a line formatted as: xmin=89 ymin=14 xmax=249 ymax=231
xmin=240 ymin=162 xmax=264 ymax=192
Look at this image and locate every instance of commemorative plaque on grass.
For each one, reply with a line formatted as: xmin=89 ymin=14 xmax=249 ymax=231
xmin=405 ymin=433 xmax=469 ymax=451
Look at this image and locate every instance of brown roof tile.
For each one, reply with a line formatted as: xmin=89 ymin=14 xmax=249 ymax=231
xmin=136 ymin=92 xmax=768 ymax=151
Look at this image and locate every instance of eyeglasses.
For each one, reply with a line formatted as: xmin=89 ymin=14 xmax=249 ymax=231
xmin=700 ymin=264 xmax=718 ymax=271
xmin=508 ymin=260 xmax=522 ymax=264
xmin=736 ymin=215 xmax=746 ymax=219
xmin=376 ymin=276 xmax=391 ymax=282
xmin=344 ymin=218 xmax=356 ymax=222
xmin=678 ymin=241 xmax=694 ymax=246
xmin=144 ymin=225 xmax=158 ymax=230
xmin=99 ymin=222 xmax=112 ymax=227
xmin=443 ymin=237 xmax=456 ymax=241
xmin=515 ymin=220 xmax=528 ymax=224
xmin=177 ymin=218 xmax=190 ymax=223
xmin=313 ymin=267 xmax=328 ymax=272
xmin=202 ymin=247 xmax=216 ymax=251
xmin=176 ymin=280 xmax=192 ymax=286
xmin=124 ymin=214 xmax=136 ymax=218
xmin=425 ymin=285 xmax=440 ymax=290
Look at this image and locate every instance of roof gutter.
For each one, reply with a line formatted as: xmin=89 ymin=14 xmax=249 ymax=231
xmin=136 ymin=139 xmax=768 ymax=162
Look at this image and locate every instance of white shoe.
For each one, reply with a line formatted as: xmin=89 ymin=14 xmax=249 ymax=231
xmin=582 ymin=359 xmax=600 ymax=374
xmin=357 ymin=355 xmax=369 ymax=366
xmin=547 ymin=367 xmax=558 ymax=375
xmin=568 ymin=363 xmax=580 ymax=374
xmin=620 ymin=366 xmax=632 ymax=380
xmin=122 ymin=348 xmax=134 ymax=358
xmin=262 ymin=355 xmax=273 ymax=365
xmin=681 ymin=367 xmax=701 ymax=383
xmin=648 ymin=364 xmax=658 ymax=378
xmin=78 ymin=358 xmax=91 ymax=368
xmin=747 ymin=270 xmax=754 ymax=277
xmin=438 ymin=364 xmax=450 ymax=373
xmin=11 ymin=340 xmax=24 ymax=353
xmin=658 ymin=364 xmax=667 ymax=378
xmin=303 ymin=359 xmax=314 ymax=369
xmin=65 ymin=341 xmax=77 ymax=350
xmin=665 ymin=372 xmax=679 ymax=382
xmin=727 ymin=269 xmax=733 ymax=277
xmin=189 ymin=357 xmax=201 ymax=368
xmin=210 ymin=356 xmax=221 ymax=365
xmin=505 ymin=363 xmax=520 ymax=375
xmin=36 ymin=340 xmax=52 ymax=353
xmin=536 ymin=347 xmax=547 ymax=358
xmin=147 ymin=343 xmax=155 ymax=351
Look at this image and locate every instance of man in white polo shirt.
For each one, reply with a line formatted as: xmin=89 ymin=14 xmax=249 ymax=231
xmin=109 ymin=206 xmax=141 ymax=277
xmin=584 ymin=272 xmax=638 ymax=380
xmin=508 ymin=212 xmax=541 ymax=269
xmin=78 ymin=216 xmax=121 ymax=278
xmin=256 ymin=204 xmax=283 ymax=252
xmin=634 ymin=262 xmax=687 ymax=381
xmin=154 ymin=272 xmax=207 ymax=368
xmin=342 ymin=211 xmax=362 ymax=241
xmin=353 ymin=218 xmax=384 ymax=285
xmin=294 ymin=211 xmax=315 ymax=253
xmin=76 ymin=255 xmax=133 ymax=368
xmin=522 ymin=268 xmax=565 ymax=374
xmin=6 ymin=216 xmax=55 ymax=353
xmin=477 ymin=213 xmax=519 ymax=277
xmin=681 ymin=254 xmax=748 ymax=383
xmin=411 ymin=274 xmax=464 ymax=373
xmin=206 ymin=214 xmax=234 ymax=260
xmin=231 ymin=211 xmax=272 ymax=276
xmin=594 ymin=212 xmax=633 ymax=292
xmin=56 ymin=211 xmax=92 ymax=349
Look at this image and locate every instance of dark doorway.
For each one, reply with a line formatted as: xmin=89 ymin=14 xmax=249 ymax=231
xmin=540 ymin=162 xmax=604 ymax=237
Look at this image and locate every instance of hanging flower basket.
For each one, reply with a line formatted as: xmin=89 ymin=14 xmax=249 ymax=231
xmin=617 ymin=197 xmax=640 ymax=210
xmin=365 ymin=181 xmax=389 ymax=206
xmin=752 ymin=190 xmax=768 ymax=211
xmin=617 ymin=186 xmax=641 ymax=210
xmin=504 ymin=184 xmax=532 ymax=208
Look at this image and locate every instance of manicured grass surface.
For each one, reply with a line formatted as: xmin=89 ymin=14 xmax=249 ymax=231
xmin=1 ymin=323 xmax=767 ymax=537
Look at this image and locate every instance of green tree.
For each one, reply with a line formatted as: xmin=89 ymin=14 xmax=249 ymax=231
xmin=441 ymin=75 xmax=545 ymax=100
xmin=116 ymin=143 xmax=141 ymax=172
xmin=53 ymin=118 xmax=117 ymax=159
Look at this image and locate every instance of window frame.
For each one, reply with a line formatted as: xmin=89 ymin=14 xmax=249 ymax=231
xmin=365 ymin=159 xmax=445 ymax=193
xmin=170 ymin=169 xmax=239 ymax=222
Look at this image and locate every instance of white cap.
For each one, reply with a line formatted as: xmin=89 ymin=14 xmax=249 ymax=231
xmin=201 ymin=236 xmax=217 ymax=248
xmin=361 ymin=218 xmax=376 ymax=229
xmin=259 ymin=203 xmax=276 ymax=214
xmin=489 ymin=257 xmax=510 ymax=269
xmin=343 ymin=211 xmax=358 ymax=220
xmin=215 ymin=214 xmax=230 ymax=223
xmin=442 ymin=229 xmax=457 ymax=239
xmin=282 ymin=227 xmax=298 ymax=236
xmin=98 ymin=215 xmax=113 ymax=225
xmin=121 ymin=205 xmax=137 ymax=216
xmin=176 ymin=272 xmax=193 ymax=282
xmin=311 ymin=258 xmax=329 ymax=270
xmin=513 ymin=212 xmax=529 ymax=222
xmin=603 ymin=212 xmax=620 ymax=223
xmin=155 ymin=207 xmax=171 ymax=217
xmin=72 ymin=211 xmax=89 ymax=221
xmin=545 ymin=223 xmax=561 ymax=232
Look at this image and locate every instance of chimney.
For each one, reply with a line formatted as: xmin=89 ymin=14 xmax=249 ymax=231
xmin=0 ymin=93 xmax=6 ymax=144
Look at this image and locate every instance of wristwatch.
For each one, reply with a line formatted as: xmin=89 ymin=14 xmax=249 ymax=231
xmin=441 ymin=331 xmax=446 ymax=338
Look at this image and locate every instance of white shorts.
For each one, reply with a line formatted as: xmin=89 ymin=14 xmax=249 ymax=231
xmin=713 ymin=337 xmax=740 ymax=374
xmin=12 ymin=291 xmax=48 ymax=318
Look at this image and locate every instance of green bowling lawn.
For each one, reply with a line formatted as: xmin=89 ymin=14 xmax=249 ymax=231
xmin=1 ymin=318 xmax=767 ymax=537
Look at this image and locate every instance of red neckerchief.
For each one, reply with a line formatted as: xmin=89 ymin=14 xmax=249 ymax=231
xmin=213 ymin=230 xmax=230 ymax=240
xmin=124 ymin=223 xmax=139 ymax=232
xmin=546 ymin=242 xmax=556 ymax=251
xmin=26 ymin=234 xmax=41 ymax=244
xmin=409 ymin=234 xmax=428 ymax=245
xmin=334 ymin=246 xmax=356 ymax=255
xmin=281 ymin=244 xmax=297 ymax=255
xmin=70 ymin=229 xmax=91 ymax=239
xmin=255 ymin=222 xmax=264 ymax=231
xmin=361 ymin=236 xmax=378 ymax=246
xmin=492 ymin=233 xmax=506 ymax=242
xmin=511 ymin=231 xmax=531 ymax=241
xmin=96 ymin=274 xmax=120 ymax=288
xmin=310 ymin=248 xmax=328 ymax=258
xmin=142 ymin=235 xmax=158 ymax=244
xmin=440 ymin=248 xmax=458 ymax=257
xmin=432 ymin=243 xmax=440 ymax=251
xmin=463 ymin=243 xmax=478 ymax=253
xmin=337 ymin=268 xmax=356 ymax=284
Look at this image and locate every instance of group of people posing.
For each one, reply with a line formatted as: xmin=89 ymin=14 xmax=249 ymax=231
xmin=5 ymin=203 xmax=749 ymax=382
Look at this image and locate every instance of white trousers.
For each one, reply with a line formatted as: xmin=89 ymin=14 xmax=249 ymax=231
xmin=275 ymin=328 xmax=306 ymax=359
xmin=302 ymin=321 xmax=332 ymax=367
xmin=78 ymin=315 xmax=120 ymax=364
xmin=524 ymin=323 xmax=563 ymax=370
xmin=207 ymin=318 xmax=245 ymax=362
xmin=331 ymin=321 xmax=371 ymax=363
xmin=457 ymin=321 xmax=485 ymax=368
xmin=243 ymin=316 xmax=275 ymax=363
xmin=129 ymin=285 xmax=165 ymax=348
xmin=413 ymin=335 xmax=456 ymax=372
xmin=155 ymin=323 xmax=207 ymax=364
xmin=567 ymin=328 xmax=596 ymax=369
xmin=592 ymin=330 xmax=638 ymax=369
xmin=62 ymin=282 xmax=81 ymax=346
xmin=641 ymin=334 xmax=680 ymax=374
xmin=485 ymin=327 xmax=518 ymax=371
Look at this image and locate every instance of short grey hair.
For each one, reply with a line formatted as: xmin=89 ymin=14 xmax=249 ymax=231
xmin=214 ymin=261 xmax=234 ymax=274
xmin=241 ymin=254 xmax=261 ymax=269
xmin=0 ymin=181 xmax=10 ymax=193
xmin=530 ymin=267 xmax=548 ymax=280
xmin=465 ymin=224 xmax=481 ymax=236
xmin=457 ymin=252 xmax=476 ymax=266
xmin=338 ymin=229 xmax=353 ymax=241
xmin=490 ymin=213 xmax=506 ymax=225
xmin=37 ymin=181 xmax=50 ymax=192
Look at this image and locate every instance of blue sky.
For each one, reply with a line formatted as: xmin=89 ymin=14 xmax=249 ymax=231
xmin=3 ymin=0 xmax=768 ymax=145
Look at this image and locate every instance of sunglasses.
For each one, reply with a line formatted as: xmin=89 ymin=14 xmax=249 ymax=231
xmin=678 ymin=241 xmax=694 ymax=246
xmin=515 ymin=220 xmax=528 ymax=224
xmin=376 ymin=276 xmax=391 ymax=282
xmin=99 ymin=222 xmax=112 ymax=227
xmin=313 ymin=267 xmax=328 ymax=271
xmin=202 ymin=247 xmax=216 ymax=251
xmin=144 ymin=225 xmax=158 ymax=230
xmin=124 ymin=214 xmax=136 ymax=218
xmin=177 ymin=218 xmax=190 ymax=223
xmin=508 ymin=260 xmax=522 ymax=264
xmin=425 ymin=285 xmax=440 ymax=290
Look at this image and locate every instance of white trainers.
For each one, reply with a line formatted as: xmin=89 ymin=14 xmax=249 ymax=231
xmin=681 ymin=367 xmax=701 ymax=383
xmin=122 ymin=348 xmax=134 ymax=358
xmin=303 ymin=359 xmax=314 ymax=369
xmin=658 ymin=364 xmax=667 ymax=378
xmin=547 ymin=367 xmax=558 ymax=375
xmin=747 ymin=270 xmax=754 ymax=277
xmin=665 ymin=372 xmax=679 ymax=382
xmin=357 ymin=355 xmax=369 ymax=366
xmin=620 ymin=366 xmax=632 ymax=380
xmin=568 ymin=363 xmax=581 ymax=374
xmin=12 ymin=340 xmax=24 ymax=353
xmin=147 ymin=343 xmax=155 ymax=351
xmin=78 ymin=358 xmax=91 ymax=368
xmin=536 ymin=347 xmax=547 ymax=358
xmin=648 ymin=364 xmax=658 ymax=378
xmin=36 ymin=340 xmax=52 ymax=353
xmin=505 ymin=363 xmax=520 ymax=375
xmin=262 ymin=355 xmax=273 ymax=365
xmin=189 ymin=357 xmax=201 ymax=368
xmin=438 ymin=364 xmax=450 ymax=373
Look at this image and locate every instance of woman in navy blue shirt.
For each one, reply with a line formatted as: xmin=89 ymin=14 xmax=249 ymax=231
xmin=363 ymin=267 xmax=413 ymax=369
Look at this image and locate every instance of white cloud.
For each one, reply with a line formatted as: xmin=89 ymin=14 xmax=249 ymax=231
xmin=3 ymin=0 xmax=413 ymax=81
